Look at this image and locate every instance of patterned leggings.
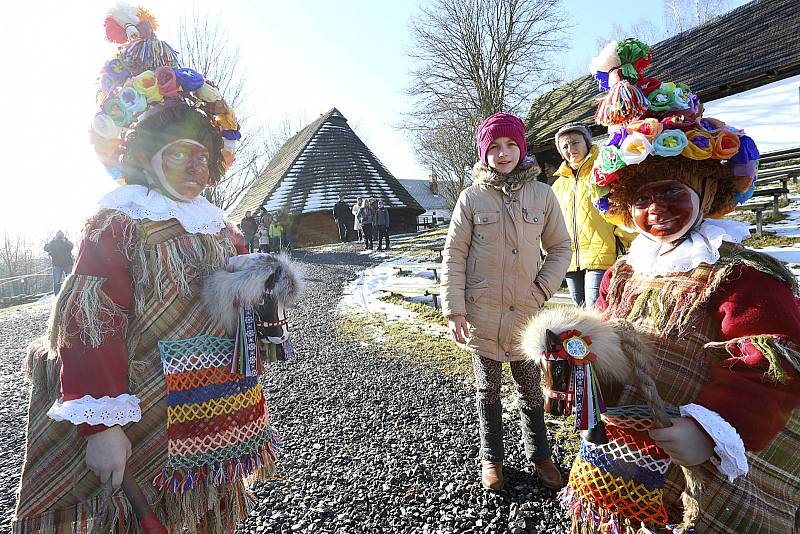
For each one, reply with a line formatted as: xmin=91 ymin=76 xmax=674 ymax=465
xmin=471 ymin=354 xmax=550 ymax=461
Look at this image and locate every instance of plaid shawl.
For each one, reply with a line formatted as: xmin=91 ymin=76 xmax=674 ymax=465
xmin=14 ymin=214 xmax=280 ymax=534
xmin=593 ymin=245 xmax=800 ymax=533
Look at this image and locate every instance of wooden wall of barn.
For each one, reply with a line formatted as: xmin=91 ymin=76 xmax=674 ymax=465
xmin=292 ymin=209 xmax=423 ymax=246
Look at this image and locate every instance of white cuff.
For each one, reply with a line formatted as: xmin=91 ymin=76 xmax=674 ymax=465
xmin=680 ymin=403 xmax=748 ymax=482
xmin=47 ymin=394 xmax=142 ymax=427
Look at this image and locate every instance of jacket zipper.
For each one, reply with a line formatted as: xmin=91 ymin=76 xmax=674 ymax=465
xmin=571 ymin=159 xmax=590 ymax=270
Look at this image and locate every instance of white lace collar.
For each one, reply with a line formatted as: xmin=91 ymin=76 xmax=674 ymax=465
xmin=98 ymin=185 xmax=226 ymax=235
xmin=626 ymin=218 xmax=750 ymax=276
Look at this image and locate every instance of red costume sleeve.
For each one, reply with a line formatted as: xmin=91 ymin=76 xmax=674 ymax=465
xmin=697 ymin=264 xmax=800 ymax=451
xmin=58 ymin=216 xmax=133 ymax=436
xmin=229 ymin=225 xmax=248 ymax=255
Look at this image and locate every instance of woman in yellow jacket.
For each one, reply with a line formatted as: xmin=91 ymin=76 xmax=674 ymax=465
xmin=551 ymin=123 xmax=635 ymax=308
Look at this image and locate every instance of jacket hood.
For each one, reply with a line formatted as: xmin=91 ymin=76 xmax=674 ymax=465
xmin=472 ymin=156 xmax=539 ymax=189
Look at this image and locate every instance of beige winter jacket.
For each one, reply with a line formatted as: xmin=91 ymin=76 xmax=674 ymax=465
xmin=441 ymin=161 xmax=572 ymax=362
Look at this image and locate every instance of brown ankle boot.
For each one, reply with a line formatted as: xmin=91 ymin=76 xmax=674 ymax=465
xmin=480 ymin=460 xmax=504 ymax=491
xmin=533 ymin=458 xmax=563 ymax=489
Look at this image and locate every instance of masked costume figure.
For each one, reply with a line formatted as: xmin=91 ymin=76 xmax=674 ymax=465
xmin=13 ymin=5 xmax=300 ymax=533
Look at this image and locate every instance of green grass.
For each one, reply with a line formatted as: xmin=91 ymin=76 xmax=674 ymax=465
xmin=743 ymin=232 xmax=800 ymax=248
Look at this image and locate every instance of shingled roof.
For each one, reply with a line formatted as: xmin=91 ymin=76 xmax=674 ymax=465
xmin=229 ymin=108 xmax=423 ymax=221
xmin=525 ymin=0 xmax=800 ymax=151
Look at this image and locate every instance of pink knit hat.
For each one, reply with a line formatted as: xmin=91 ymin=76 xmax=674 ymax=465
xmin=475 ymin=112 xmax=527 ymax=166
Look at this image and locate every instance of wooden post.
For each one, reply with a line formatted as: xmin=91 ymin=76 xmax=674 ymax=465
xmin=772 ymin=194 xmax=781 ymax=218
xmin=755 ymin=209 xmax=763 ymax=237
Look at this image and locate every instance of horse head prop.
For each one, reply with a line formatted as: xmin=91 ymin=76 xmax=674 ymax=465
xmin=203 ymin=252 xmax=304 ymax=371
xmin=520 ymin=306 xmax=700 ymax=534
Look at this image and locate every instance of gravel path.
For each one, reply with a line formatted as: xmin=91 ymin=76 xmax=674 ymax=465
xmin=2 ymin=244 xmax=571 ymax=533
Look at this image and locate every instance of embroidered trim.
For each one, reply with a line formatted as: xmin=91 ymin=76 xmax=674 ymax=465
xmin=680 ymin=403 xmax=747 ymax=482
xmin=47 ymin=394 xmax=142 ymax=426
xmin=627 ymin=219 xmax=749 ymax=276
xmin=99 ymin=184 xmax=225 ymax=235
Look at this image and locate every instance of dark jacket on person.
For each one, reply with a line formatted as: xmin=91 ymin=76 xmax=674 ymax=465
xmin=333 ymin=200 xmax=351 ymax=221
xmin=240 ymin=216 xmax=258 ymax=238
xmin=375 ymin=207 xmax=390 ymax=227
xmin=44 ymin=237 xmax=74 ymax=269
xmin=357 ymin=206 xmax=374 ymax=226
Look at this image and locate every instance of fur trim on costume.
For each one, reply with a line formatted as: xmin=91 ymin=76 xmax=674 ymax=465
xmin=202 ymin=253 xmax=304 ymax=335
xmin=471 ymin=156 xmax=539 ymax=191
xmin=22 ymin=336 xmax=62 ymax=403
xmin=519 ymin=306 xmax=633 ymax=384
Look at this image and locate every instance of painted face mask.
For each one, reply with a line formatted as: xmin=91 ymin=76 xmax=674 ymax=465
xmin=631 ymin=180 xmax=700 ymax=243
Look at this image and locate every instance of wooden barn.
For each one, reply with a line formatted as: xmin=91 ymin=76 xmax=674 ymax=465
xmin=525 ymin=0 xmax=800 ymax=180
xmin=229 ymin=108 xmax=424 ymax=246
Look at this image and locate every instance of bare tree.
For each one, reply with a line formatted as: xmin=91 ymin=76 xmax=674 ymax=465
xmin=0 ymin=232 xmax=34 ymax=278
xmin=403 ymin=0 xmax=569 ymax=209
xmin=177 ymin=10 xmax=305 ymax=211
xmin=664 ymin=0 xmax=730 ymax=34
xmin=594 ymin=20 xmax=665 ymax=52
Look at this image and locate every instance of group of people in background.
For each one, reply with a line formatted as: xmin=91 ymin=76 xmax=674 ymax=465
xmin=239 ymin=208 xmax=290 ymax=253
xmin=334 ymin=192 xmax=391 ymax=250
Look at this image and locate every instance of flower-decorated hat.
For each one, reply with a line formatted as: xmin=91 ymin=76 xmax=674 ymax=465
xmin=587 ymin=38 xmax=760 ymax=228
xmin=90 ymin=3 xmax=240 ymax=185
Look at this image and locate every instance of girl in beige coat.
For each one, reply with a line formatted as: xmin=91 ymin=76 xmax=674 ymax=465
xmin=441 ymin=113 xmax=571 ymax=491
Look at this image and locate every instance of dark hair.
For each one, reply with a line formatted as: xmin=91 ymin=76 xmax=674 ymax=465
xmin=121 ymin=103 xmax=223 ymax=185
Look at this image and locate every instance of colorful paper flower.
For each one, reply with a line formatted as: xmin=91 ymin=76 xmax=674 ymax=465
xmin=599 ymin=145 xmax=626 ymax=173
xmin=175 ymin=68 xmax=205 ymax=91
xmin=155 ymin=66 xmax=180 ymax=98
xmin=606 ymin=128 xmax=628 ymax=148
xmin=652 ymin=129 xmax=688 ymax=157
xmin=118 ymin=86 xmax=147 ymax=113
xmin=699 ymin=117 xmax=725 ymax=136
xmin=711 ymin=130 xmax=741 ymax=160
xmin=626 ymin=118 xmax=663 ymax=142
xmin=221 ymin=129 xmax=241 ymax=140
xmin=595 ymin=194 xmax=610 ymax=213
xmin=682 ymin=130 xmax=714 ymax=160
xmin=196 ymin=82 xmax=222 ymax=102
xmin=588 ymin=40 xmax=621 ymax=76
xmin=104 ymin=59 xmax=130 ymax=84
xmin=636 ymin=77 xmax=661 ymax=96
xmin=734 ymin=181 xmax=755 ymax=204
xmin=615 ymin=38 xmax=651 ymax=81
xmin=592 ymin=166 xmax=619 ymax=187
xmin=92 ymin=113 xmax=122 ymax=139
xmin=223 ymin=138 xmax=237 ymax=151
xmin=215 ymin=109 xmax=238 ymax=131
xmin=729 ymin=135 xmax=760 ymax=164
xmin=661 ymin=110 xmax=698 ymax=131
xmin=673 ymin=87 xmax=691 ymax=110
xmin=100 ymin=73 xmax=116 ymax=94
xmin=620 ymin=132 xmax=653 ymax=165
xmin=647 ymin=87 xmax=676 ymax=112
xmin=102 ymin=97 xmax=134 ymax=127
xmin=131 ymin=70 xmax=163 ymax=102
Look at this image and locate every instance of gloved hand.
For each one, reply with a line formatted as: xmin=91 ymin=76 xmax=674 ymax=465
xmin=85 ymin=425 xmax=131 ymax=488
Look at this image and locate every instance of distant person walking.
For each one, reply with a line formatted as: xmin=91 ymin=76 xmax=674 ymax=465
xmin=375 ymin=200 xmax=390 ymax=251
xmin=352 ymin=197 xmax=363 ymax=241
xmin=333 ymin=193 xmax=352 ymax=242
xmin=43 ymin=230 xmax=74 ymax=294
xmin=240 ymin=211 xmax=259 ymax=252
xmin=357 ymin=198 xmax=375 ymax=250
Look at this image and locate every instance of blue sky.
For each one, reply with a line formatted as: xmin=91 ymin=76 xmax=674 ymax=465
xmin=1 ymin=0 xmax=747 ymax=241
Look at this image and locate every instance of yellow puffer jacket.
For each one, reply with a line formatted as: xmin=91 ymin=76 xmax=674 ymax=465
xmin=551 ymin=145 xmax=636 ymax=272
